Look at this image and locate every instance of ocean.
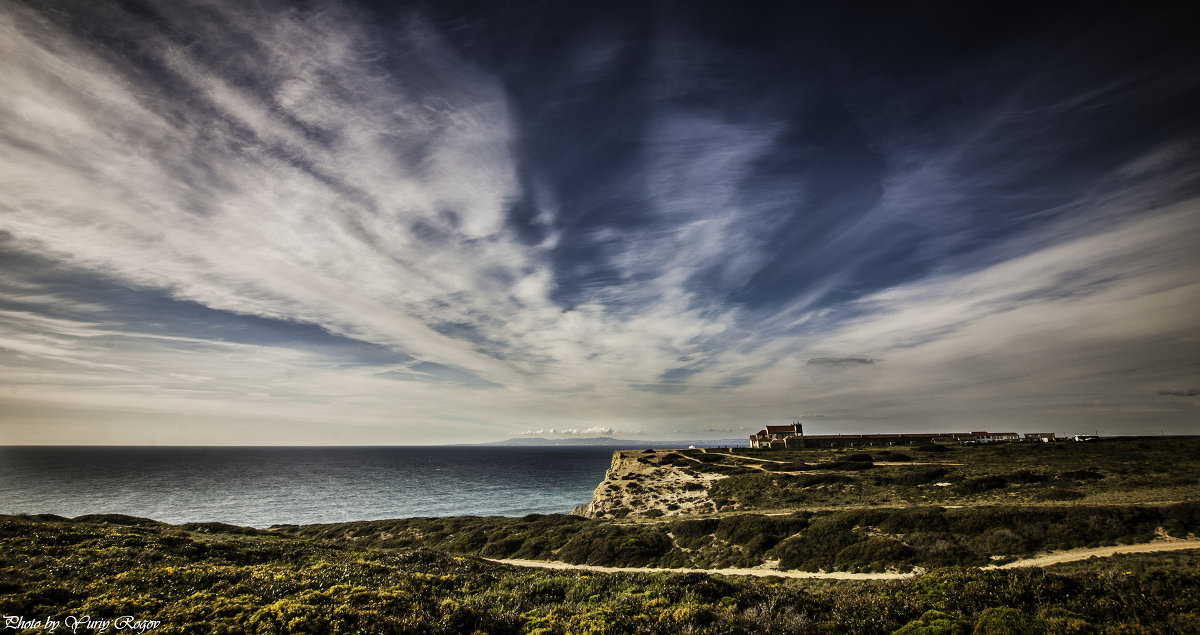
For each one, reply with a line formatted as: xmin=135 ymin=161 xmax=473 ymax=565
xmin=0 ymin=446 xmax=620 ymax=527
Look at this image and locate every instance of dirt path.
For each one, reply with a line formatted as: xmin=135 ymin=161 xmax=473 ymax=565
xmin=678 ymin=451 xmax=951 ymax=473
xmin=487 ymin=558 xmax=911 ymax=580
xmin=987 ymin=538 xmax=1200 ymax=569
xmin=490 ymin=538 xmax=1200 ymax=580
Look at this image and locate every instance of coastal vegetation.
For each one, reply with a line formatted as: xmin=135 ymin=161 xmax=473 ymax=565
xmin=3 ymin=514 xmax=1200 ymax=633
xmin=278 ymin=502 xmax=1200 ymax=572
xmin=596 ymin=437 xmax=1200 ymax=517
xmin=4 ymin=437 xmax=1199 ymax=632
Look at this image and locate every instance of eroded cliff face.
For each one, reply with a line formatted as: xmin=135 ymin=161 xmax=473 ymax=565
xmin=572 ymin=450 xmax=720 ymax=519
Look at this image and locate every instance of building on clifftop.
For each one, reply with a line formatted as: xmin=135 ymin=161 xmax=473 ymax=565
xmin=749 ymin=422 xmax=1038 ymax=448
xmin=750 ymin=421 xmax=803 ymax=448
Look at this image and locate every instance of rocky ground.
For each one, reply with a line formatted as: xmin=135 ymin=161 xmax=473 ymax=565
xmin=573 ymin=449 xmax=724 ymax=518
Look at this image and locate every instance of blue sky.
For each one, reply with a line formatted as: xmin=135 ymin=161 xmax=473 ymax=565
xmin=1 ymin=1 xmax=1198 ymax=444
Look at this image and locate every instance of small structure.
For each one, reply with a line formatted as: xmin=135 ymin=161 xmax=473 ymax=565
xmin=1024 ymin=432 xmax=1057 ymax=443
xmin=971 ymin=431 xmax=1020 ymax=444
xmin=749 ymin=422 xmax=1034 ymax=449
xmin=750 ymin=421 xmax=803 ymax=448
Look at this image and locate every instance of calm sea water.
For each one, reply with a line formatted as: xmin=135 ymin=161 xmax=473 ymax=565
xmin=0 ymin=446 xmax=619 ymax=527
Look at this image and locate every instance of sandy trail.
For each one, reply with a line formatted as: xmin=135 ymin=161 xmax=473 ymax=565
xmin=487 ymin=558 xmax=910 ymax=580
xmin=680 ymin=451 xmax=953 ymax=472
xmin=490 ymin=538 xmax=1200 ymax=580
xmin=986 ymin=538 xmax=1200 ymax=569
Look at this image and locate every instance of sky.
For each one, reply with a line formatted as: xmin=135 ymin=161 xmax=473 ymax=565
xmin=1 ymin=1 xmax=1198 ymax=445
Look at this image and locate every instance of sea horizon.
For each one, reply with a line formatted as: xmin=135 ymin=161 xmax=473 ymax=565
xmin=0 ymin=445 xmax=628 ymax=527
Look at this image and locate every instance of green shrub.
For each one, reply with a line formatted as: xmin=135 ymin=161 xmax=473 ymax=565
xmin=1057 ymin=470 xmax=1103 ymax=481
xmin=793 ymin=473 xmax=856 ymax=486
xmin=877 ymin=507 xmax=950 ymax=533
xmin=557 ymin=525 xmax=673 ymax=566
xmin=1162 ymin=501 xmax=1200 ymax=538
xmin=656 ymin=572 xmax=740 ymax=603
xmin=671 ymin=518 xmax=718 ymax=548
xmin=1039 ymin=609 xmax=1100 ymax=635
xmin=908 ymin=535 xmax=982 ymax=568
xmin=772 ymin=515 xmax=857 ymax=570
xmin=1166 ymin=612 xmax=1200 ymax=634
xmin=445 ymin=530 xmax=489 ymax=552
xmin=956 ymin=476 xmax=1008 ymax=494
xmin=705 ymin=464 xmax=761 ymax=476
xmin=479 ymin=536 xmax=523 ymax=557
xmin=893 ymin=609 xmax=971 ymax=634
xmin=814 ymin=460 xmax=876 ymax=471
xmin=761 ymin=461 xmax=810 ymax=471
xmin=179 ymin=522 xmax=265 ymax=535
xmin=836 ymin=537 xmax=915 ymax=570
xmin=972 ymin=607 xmax=1046 ymax=634
xmin=715 ymin=514 xmax=808 ymax=556
xmin=72 ymin=514 xmax=165 ymax=527
xmin=969 ymin=528 xmax=1029 ymax=555
xmin=888 ymin=468 xmax=951 ymax=486
xmin=659 ymin=453 xmax=689 ymax=466
xmin=1003 ymin=470 xmax=1050 ymax=484
xmin=1030 ymin=488 xmax=1085 ymax=501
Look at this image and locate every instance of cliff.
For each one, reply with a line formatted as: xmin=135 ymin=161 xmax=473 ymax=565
xmin=571 ymin=449 xmax=721 ymax=519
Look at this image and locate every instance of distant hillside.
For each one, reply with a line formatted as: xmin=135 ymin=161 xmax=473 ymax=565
xmin=482 ymin=437 xmax=652 ymax=447
xmin=482 ymin=437 xmax=747 ymax=447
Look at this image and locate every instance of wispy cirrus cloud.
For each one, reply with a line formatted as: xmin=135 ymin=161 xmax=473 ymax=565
xmin=807 ymin=357 xmax=879 ymax=367
xmin=0 ymin=1 xmax=532 ymax=379
xmin=725 ymin=197 xmax=1200 ymax=432
xmin=1 ymin=1 xmax=1198 ymax=443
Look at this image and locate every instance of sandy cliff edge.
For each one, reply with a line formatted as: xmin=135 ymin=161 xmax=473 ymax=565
xmin=572 ymin=450 xmax=720 ymax=519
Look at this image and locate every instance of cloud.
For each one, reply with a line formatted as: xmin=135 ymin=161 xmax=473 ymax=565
xmin=1158 ymin=389 xmax=1199 ymax=397
xmin=1 ymin=1 xmax=1198 ymax=442
xmin=807 ymin=357 xmax=879 ymax=366
xmin=518 ymin=427 xmax=615 ymax=436
xmin=0 ymin=1 xmax=773 ymax=406
xmin=0 ymin=1 xmax=535 ymax=385
xmin=758 ymin=199 xmax=1200 ymax=432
